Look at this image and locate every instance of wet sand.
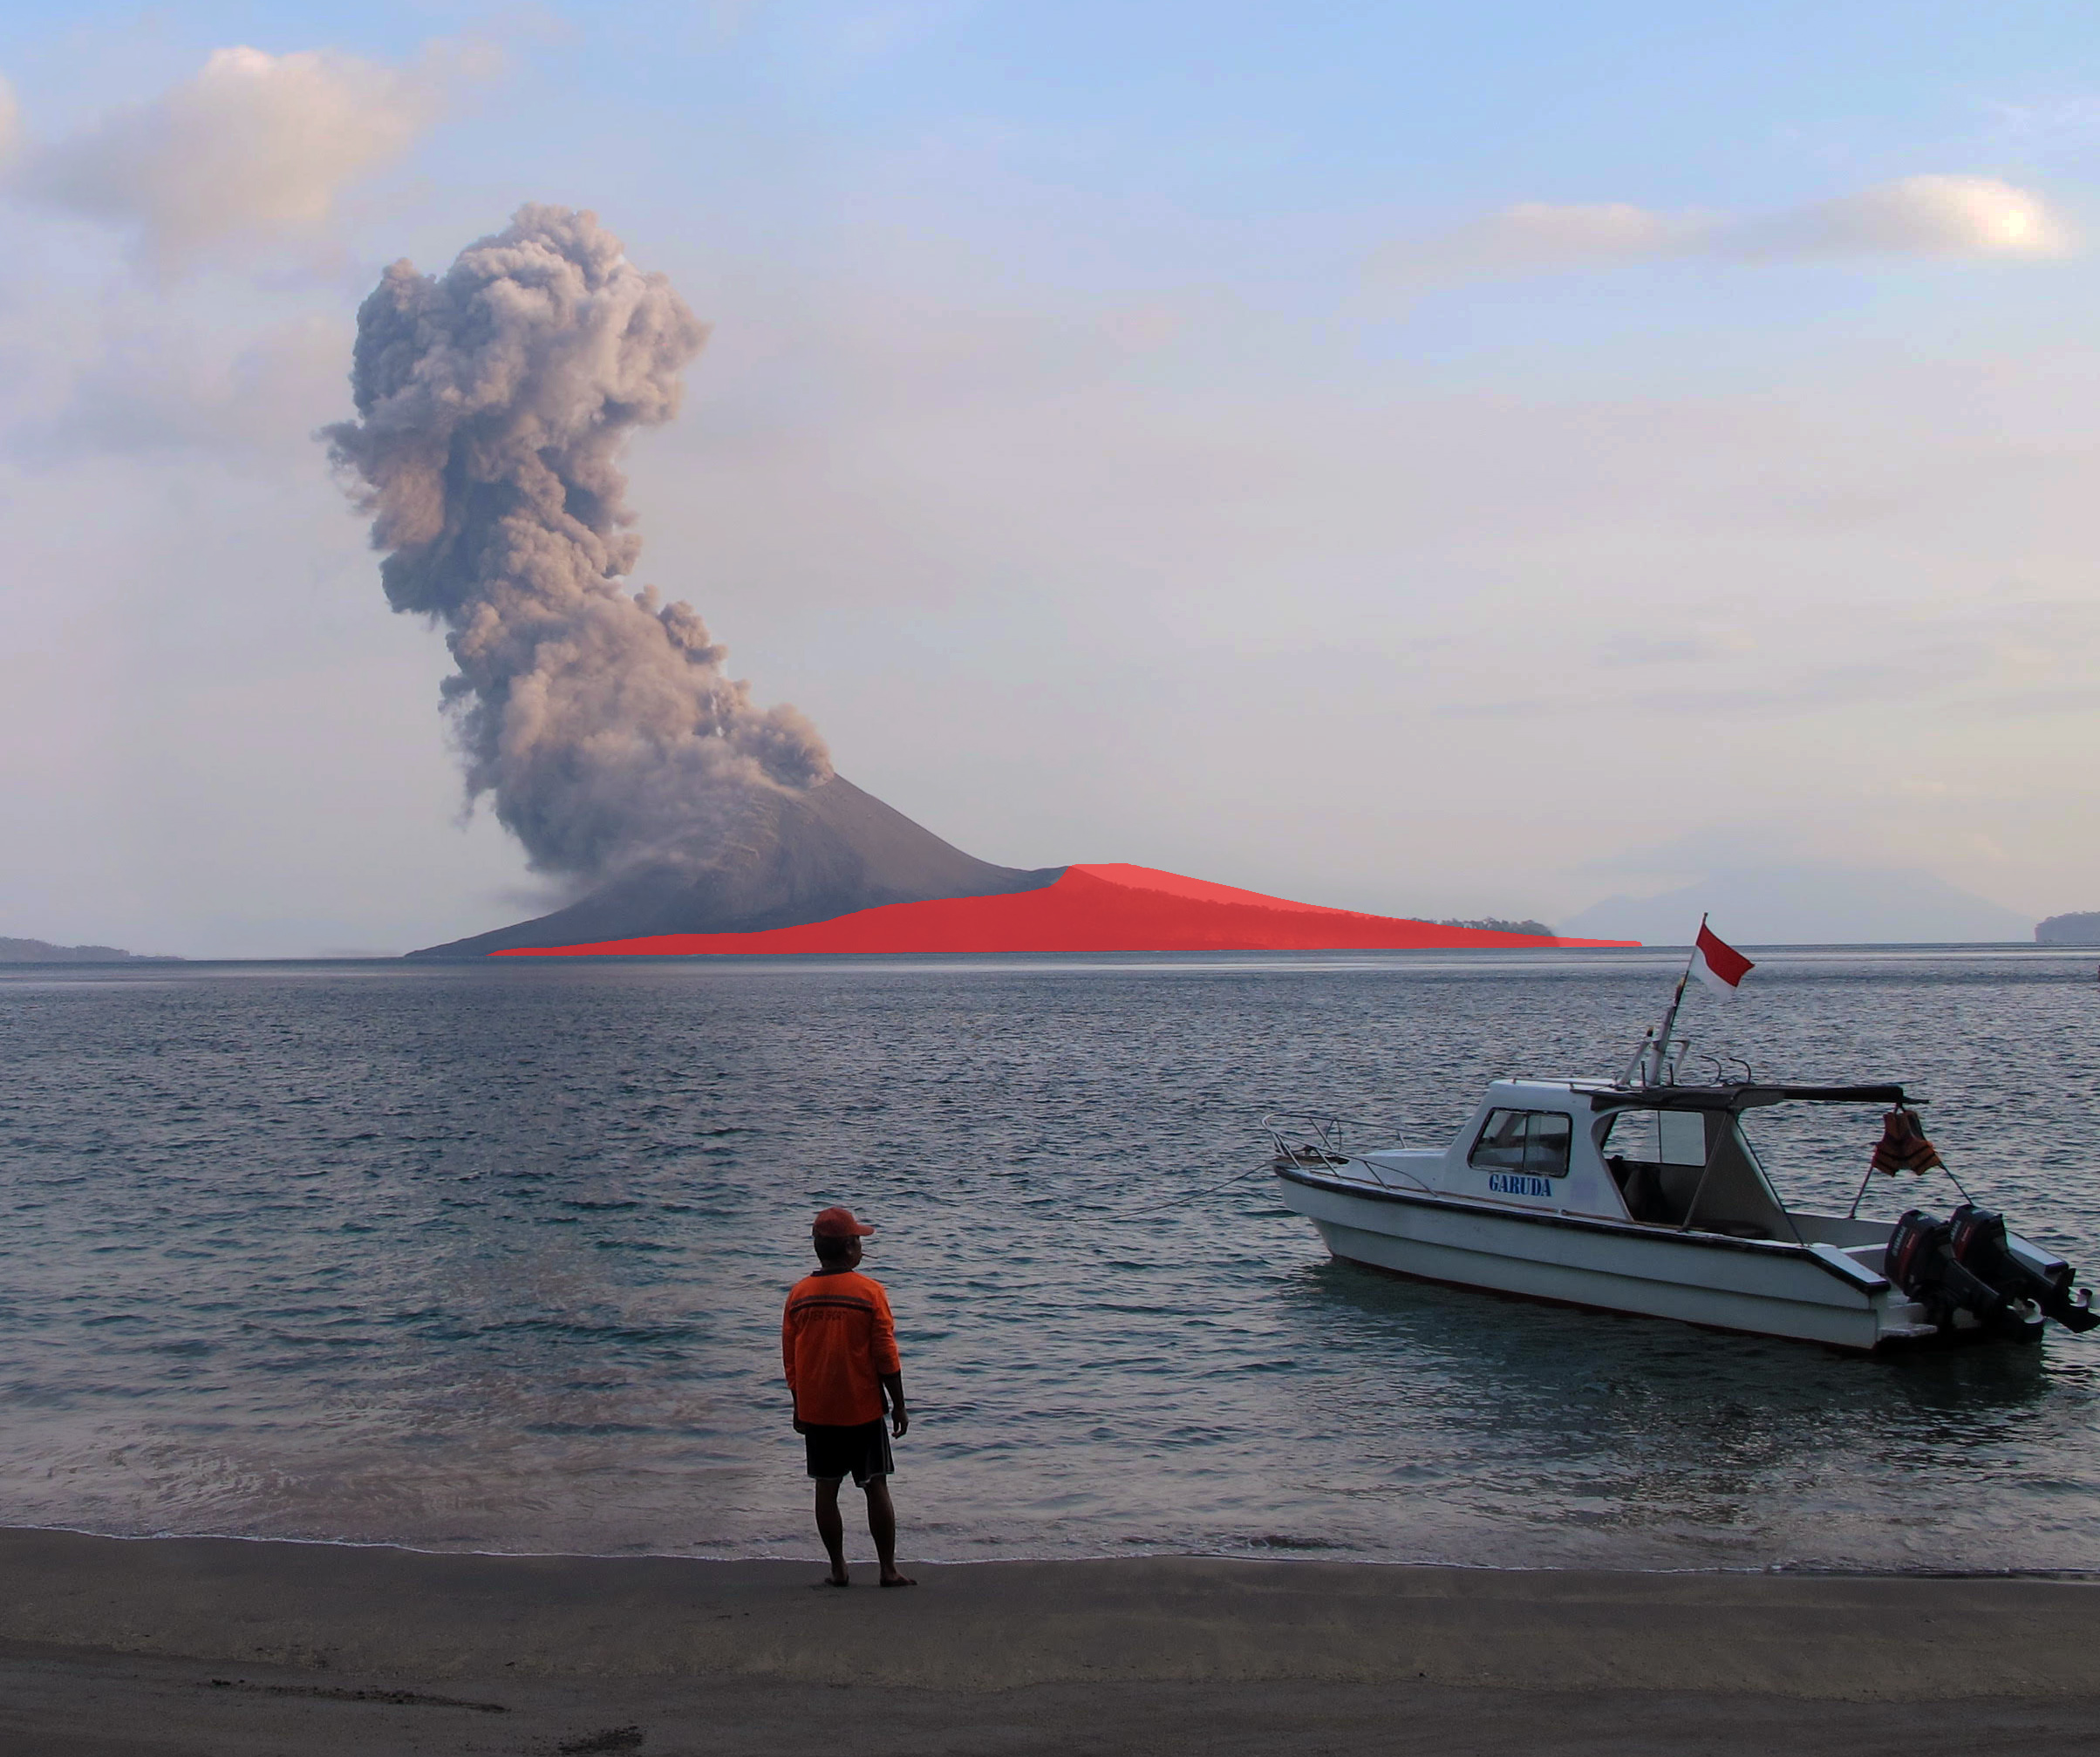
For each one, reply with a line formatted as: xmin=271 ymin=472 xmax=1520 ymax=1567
xmin=2 ymin=1527 xmax=2095 ymax=1754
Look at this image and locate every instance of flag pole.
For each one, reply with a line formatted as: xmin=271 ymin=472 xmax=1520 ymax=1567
xmin=1645 ymin=913 xmax=1705 ymax=1086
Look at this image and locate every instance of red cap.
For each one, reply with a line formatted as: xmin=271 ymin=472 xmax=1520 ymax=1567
xmin=812 ymin=1206 xmax=875 ymax=1239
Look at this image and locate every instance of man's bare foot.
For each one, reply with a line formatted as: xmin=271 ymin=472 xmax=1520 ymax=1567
xmin=878 ymin=1571 xmax=916 ymax=1588
xmin=823 ymin=1565 xmax=850 ymax=1587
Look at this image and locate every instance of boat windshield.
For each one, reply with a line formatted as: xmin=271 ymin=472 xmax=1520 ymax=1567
xmin=1598 ymin=1107 xmax=1790 ymax=1236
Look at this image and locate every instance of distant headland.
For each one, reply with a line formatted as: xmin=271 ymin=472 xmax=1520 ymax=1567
xmin=0 ymin=937 xmax=181 ymax=964
xmin=2035 ymin=911 xmax=2100 ymax=944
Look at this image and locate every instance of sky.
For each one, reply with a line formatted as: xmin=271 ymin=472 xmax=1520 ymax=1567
xmin=3 ymin=2 xmax=2099 ymax=954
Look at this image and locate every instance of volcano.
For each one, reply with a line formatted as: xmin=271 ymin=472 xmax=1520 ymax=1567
xmin=410 ymin=778 xmax=1060 ymax=957
xmin=411 ymin=778 xmax=1633 ymax=957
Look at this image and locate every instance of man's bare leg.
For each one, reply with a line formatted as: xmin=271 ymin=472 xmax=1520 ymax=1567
xmin=814 ymin=1480 xmax=849 ymax=1585
xmin=864 ymin=1480 xmax=914 ymax=1586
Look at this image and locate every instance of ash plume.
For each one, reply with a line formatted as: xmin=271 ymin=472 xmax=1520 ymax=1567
xmin=324 ymin=203 xmax=830 ymax=883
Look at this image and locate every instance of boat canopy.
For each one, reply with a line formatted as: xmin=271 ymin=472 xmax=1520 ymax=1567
xmin=1575 ymin=1082 xmax=1910 ymax=1113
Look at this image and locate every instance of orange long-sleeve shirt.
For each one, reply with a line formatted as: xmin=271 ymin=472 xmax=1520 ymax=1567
xmin=781 ymin=1269 xmax=901 ymax=1427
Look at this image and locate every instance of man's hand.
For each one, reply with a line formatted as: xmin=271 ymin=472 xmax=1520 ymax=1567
xmin=890 ymin=1404 xmax=909 ymax=1438
xmin=880 ymin=1372 xmax=908 ymax=1437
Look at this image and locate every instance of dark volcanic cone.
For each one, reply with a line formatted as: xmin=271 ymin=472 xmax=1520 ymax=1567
xmin=411 ymin=778 xmax=1060 ymax=957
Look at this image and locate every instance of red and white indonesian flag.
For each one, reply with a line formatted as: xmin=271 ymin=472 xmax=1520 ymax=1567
xmin=1690 ymin=922 xmax=1755 ymax=998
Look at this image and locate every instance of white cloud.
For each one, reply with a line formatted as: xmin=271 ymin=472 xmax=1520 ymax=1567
xmin=1740 ymin=175 xmax=2074 ymax=258
xmin=10 ymin=44 xmax=482 ymax=269
xmin=1381 ymin=174 xmax=2075 ymax=288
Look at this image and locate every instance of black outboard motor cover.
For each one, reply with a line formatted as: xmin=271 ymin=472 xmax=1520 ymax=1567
xmin=1885 ymin=1209 xmax=1947 ymax=1301
xmin=1950 ymin=1204 xmax=2100 ymax=1334
xmin=1885 ymin=1208 xmax=2036 ymax=1338
xmin=1947 ymin=1204 xmax=2008 ymax=1271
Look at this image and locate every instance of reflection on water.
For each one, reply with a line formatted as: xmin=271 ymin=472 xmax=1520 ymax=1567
xmin=0 ymin=947 xmax=2096 ymax=1569
xmin=1269 ymin=1253 xmax=2085 ymax=1569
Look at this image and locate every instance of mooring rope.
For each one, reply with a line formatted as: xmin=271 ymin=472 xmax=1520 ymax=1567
xmin=1118 ymin=1158 xmax=1280 ymax=1216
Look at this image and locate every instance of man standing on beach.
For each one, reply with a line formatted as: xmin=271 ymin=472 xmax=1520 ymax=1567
xmin=782 ymin=1208 xmax=914 ymax=1588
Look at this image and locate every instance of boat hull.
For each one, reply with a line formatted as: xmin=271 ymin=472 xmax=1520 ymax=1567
xmin=1278 ymin=1167 xmax=1919 ymax=1351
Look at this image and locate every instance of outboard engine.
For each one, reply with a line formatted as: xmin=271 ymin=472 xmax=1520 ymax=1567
xmin=1949 ymin=1205 xmax=2100 ymax=1334
xmin=1885 ymin=1209 xmax=2043 ymax=1340
xmin=1883 ymin=1209 xmax=1941 ymax=1301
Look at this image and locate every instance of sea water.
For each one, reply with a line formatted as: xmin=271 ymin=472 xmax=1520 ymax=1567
xmin=2 ymin=947 xmax=2097 ymax=1572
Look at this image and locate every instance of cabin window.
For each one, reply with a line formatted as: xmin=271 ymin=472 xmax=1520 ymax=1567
xmin=1599 ymin=1108 xmax=1708 ymax=1168
xmin=1658 ymin=1109 xmax=1707 ymax=1167
xmin=1469 ymin=1110 xmax=1528 ymax=1171
xmin=1469 ymin=1109 xmax=1572 ymax=1178
xmin=1527 ymin=1112 xmax=1572 ymax=1177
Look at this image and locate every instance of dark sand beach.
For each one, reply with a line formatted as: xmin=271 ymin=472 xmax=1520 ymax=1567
xmin=3 ymin=1529 xmax=2095 ymax=1754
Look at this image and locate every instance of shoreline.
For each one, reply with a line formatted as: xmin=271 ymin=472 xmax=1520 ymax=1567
xmin=1 ymin=1527 xmax=2096 ymax=1752
xmin=13 ymin=1517 xmax=2100 ymax=1581
xmin=8 ymin=1522 xmax=2096 ymax=1692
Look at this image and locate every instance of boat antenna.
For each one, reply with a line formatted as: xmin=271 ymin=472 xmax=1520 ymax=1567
xmin=1620 ymin=914 xmax=1704 ymax=1087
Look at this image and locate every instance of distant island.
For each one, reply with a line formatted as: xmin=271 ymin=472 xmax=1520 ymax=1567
xmin=412 ymin=774 xmax=1627 ymax=958
xmin=1439 ymin=917 xmax=1555 ymax=937
xmin=0 ymin=937 xmax=180 ymax=964
xmin=484 ymin=862 xmax=1631 ymax=958
xmin=2035 ymin=912 xmax=2100 ymax=945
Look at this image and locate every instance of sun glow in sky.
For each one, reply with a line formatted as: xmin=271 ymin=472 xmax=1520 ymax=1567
xmin=3 ymin=2 xmax=2099 ymax=954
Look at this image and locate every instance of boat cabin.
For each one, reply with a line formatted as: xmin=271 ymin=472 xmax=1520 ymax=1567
xmin=1415 ymin=1078 xmax=1915 ymax=1242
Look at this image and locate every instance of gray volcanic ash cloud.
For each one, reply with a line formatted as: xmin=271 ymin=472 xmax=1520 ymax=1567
xmin=324 ymin=204 xmax=831 ymax=883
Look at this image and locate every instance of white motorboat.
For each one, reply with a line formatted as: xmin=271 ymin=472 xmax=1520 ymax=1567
xmin=1272 ymin=1078 xmax=2096 ymax=1351
xmin=1268 ymin=944 xmax=2097 ymax=1352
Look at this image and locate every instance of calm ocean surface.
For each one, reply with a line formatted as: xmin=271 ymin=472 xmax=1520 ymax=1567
xmin=3 ymin=948 xmax=2098 ymax=1573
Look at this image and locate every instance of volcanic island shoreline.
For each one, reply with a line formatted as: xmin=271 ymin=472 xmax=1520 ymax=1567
xmin=3 ymin=1528 xmax=2094 ymax=1754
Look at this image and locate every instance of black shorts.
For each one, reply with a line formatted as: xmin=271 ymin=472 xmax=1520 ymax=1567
xmin=802 ymin=1419 xmax=893 ymax=1488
